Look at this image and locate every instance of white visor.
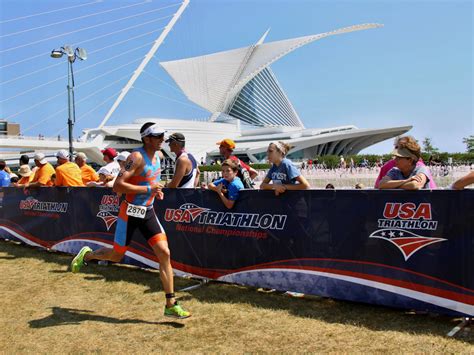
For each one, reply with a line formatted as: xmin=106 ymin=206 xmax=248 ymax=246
xmin=140 ymin=124 xmax=165 ymax=138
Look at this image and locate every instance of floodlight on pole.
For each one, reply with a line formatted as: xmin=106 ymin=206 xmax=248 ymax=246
xmin=50 ymin=45 xmax=87 ymax=160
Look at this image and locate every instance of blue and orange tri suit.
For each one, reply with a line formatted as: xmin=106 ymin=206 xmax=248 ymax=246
xmin=113 ymin=147 xmax=166 ymax=254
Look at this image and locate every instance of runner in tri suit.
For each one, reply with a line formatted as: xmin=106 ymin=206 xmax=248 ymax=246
xmin=70 ymin=122 xmax=190 ymax=319
xmin=165 ymin=132 xmax=200 ymax=188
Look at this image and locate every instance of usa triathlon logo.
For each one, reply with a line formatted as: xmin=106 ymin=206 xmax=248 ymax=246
xmin=369 ymin=202 xmax=446 ymax=260
xmin=165 ymin=203 xmax=287 ymax=230
xmin=97 ymin=195 xmax=119 ymax=231
xmin=19 ymin=196 xmax=68 ymax=213
xmin=164 ymin=203 xmax=210 ymax=223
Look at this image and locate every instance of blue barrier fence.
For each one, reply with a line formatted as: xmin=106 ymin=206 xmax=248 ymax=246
xmin=0 ymin=187 xmax=472 ymax=316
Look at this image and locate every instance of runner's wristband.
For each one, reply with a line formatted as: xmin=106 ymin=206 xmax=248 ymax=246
xmin=147 ymin=186 xmax=151 ymax=193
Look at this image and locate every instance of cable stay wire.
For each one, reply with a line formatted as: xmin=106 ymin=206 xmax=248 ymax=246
xmin=0 ymin=16 xmax=169 ymax=70
xmin=1 ymin=40 xmax=156 ymax=103
xmin=1 ymin=27 xmax=164 ymax=86
xmin=20 ymin=73 xmax=133 ymax=134
xmin=0 ymin=2 xmax=180 ymax=54
xmin=4 ymin=70 xmax=133 ymax=122
xmin=142 ymin=69 xmax=184 ymax=94
xmin=1 ymin=61 xmax=63 ymax=86
xmin=55 ymin=90 xmax=122 ymax=134
xmin=0 ymin=0 xmax=101 ymax=24
xmin=133 ymin=86 xmax=209 ymax=111
xmin=4 ymin=91 xmax=66 ymax=122
xmin=76 ymin=57 xmax=143 ymax=89
xmin=0 ymin=1 xmax=150 ymax=39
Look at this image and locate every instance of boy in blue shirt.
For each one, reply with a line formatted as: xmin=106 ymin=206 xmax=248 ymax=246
xmin=208 ymin=159 xmax=244 ymax=209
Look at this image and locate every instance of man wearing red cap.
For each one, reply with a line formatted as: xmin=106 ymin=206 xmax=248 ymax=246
xmin=217 ymin=138 xmax=257 ymax=188
xmin=71 ymin=122 xmax=190 ymax=319
xmin=101 ymin=147 xmax=120 ymax=178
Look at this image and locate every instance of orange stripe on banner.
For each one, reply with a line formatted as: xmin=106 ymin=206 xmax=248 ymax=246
xmin=113 ymin=243 xmax=127 ymax=254
xmin=148 ymin=233 xmax=167 ymax=247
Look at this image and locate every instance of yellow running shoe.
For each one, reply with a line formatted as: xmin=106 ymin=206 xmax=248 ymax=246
xmin=70 ymin=246 xmax=92 ymax=273
xmin=164 ymin=301 xmax=191 ymax=319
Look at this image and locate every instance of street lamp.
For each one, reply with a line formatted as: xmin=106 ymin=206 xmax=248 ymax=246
xmin=50 ymin=45 xmax=87 ymax=160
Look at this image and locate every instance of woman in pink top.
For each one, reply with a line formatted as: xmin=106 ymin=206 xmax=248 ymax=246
xmin=374 ymin=136 xmax=437 ymax=189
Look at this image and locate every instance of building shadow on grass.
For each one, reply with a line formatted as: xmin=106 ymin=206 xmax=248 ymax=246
xmin=0 ymin=240 xmax=195 ymax=293
xmin=186 ymin=282 xmax=473 ymax=343
xmin=29 ymin=307 xmax=184 ymax=329
xmin=4 ymin=240 xmax=472 ymax=342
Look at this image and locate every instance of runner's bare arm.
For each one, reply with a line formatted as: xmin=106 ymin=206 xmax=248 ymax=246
xmin=194 ymin=166 xmax=201 ymax=187
xmin=166 ymin=156 xmax=188 ymax=188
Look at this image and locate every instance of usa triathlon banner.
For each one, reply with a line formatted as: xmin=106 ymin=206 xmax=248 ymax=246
xmin=0 ymin=187 xmax=472 ymax=317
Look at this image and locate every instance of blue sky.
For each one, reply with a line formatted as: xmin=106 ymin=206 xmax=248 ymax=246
xmin=0 ymin=0 xmax=472 ymax=154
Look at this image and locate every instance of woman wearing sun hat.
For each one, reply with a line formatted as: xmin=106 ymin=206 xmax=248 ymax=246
xmin=15 ymin=165 xmax=34 ymax=186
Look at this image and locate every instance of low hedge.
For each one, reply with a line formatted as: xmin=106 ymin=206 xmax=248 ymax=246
xmin=199 ymin=153 xmax=473 ymax=171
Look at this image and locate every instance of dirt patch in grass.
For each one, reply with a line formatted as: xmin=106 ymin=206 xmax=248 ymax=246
xmin=1 ymin=240 xmax=472 ymax=353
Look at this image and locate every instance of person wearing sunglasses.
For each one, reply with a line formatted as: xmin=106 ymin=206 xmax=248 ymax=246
xmin=70 ymin=122 xmax=191 ymax=319
xmin=375 ymin=136 xmax=437 ymax=189
xmin=378 ymin=139 xmax=431 ymax=190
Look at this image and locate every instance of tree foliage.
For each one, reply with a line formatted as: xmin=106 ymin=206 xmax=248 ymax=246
xmin=463 ymin=135 xmax=474 ymax=153
xmin=422 ymin=137 xmax=439 ymax=154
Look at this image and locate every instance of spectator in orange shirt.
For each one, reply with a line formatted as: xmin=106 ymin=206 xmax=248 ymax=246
xmin=28 ymin=153 xmax=55 ymax=187
xmin=75 ymin=152 xmax=99 ymax=185
xmin=55 ymin=150 xmax=84 ymax=187
xmin=19 ymin=154 xmax=38 ymax=180
xmin=15 ymin=165 xmax=34 ymax=186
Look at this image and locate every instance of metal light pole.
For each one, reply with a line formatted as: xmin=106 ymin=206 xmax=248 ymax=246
xmin=51 ymin=46 xmax=87 ymax=161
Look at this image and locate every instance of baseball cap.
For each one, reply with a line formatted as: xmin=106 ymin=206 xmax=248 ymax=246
xmin=56 ymin=149 xmax=69 ymax=160
xmin=140 ymin=123 xmax=165 ymax=138
xmin=75 ymin=152 xmax=87 ymax=160
xmin=391 ymin=147 xmax=418 ymax=160
xmin=34 ymin=153 xmax=48 ymax=165
xmin=165 ymin=132 xmax=185 ymax=143
xmin=18 ymin=164 xmax=33 ymax=177
xmin=117 ymin=151 xmax=130 ymax=162
xmin=101 ymin=148 xmax=117 ymax=159
xmin=216 ymin=138 xmax=235 ymax=150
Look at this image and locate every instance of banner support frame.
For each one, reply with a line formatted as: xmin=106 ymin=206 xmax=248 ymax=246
xmin=447 ymin=317 xmax=472 ymax=337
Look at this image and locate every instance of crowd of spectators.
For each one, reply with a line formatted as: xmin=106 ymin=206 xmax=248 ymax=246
xmin=0 ymin=135 xmax=472 ymax=193
xmin=1 ymin=148 xmax=129 ymax=189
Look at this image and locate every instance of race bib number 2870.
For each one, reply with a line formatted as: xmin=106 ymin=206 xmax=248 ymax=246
xmin=126 ymin=204 xmax=146 ymax=219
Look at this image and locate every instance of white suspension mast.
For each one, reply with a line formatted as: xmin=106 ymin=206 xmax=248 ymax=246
xmin=98 ymin=0 xmax=190 ymax=129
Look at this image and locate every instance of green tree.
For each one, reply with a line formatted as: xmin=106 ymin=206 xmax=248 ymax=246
xmin=422 ymin=137 xmax=439 ymax=155
xmin=463 ymin=135 xmax=474 ymax=153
